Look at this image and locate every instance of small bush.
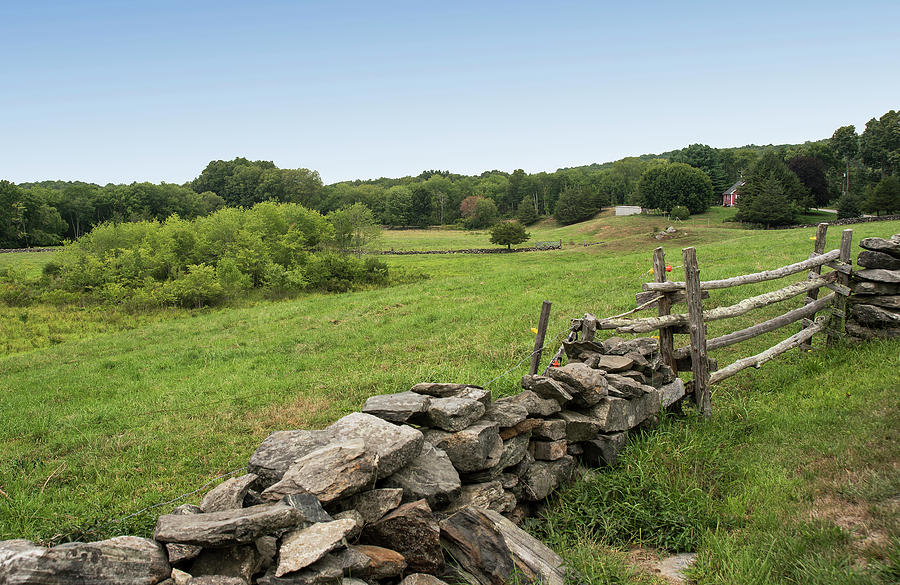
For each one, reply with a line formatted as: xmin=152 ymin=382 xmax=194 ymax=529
xmin=3 ymin=202 xmax=395 ymax=309
xmin=836 ymin=194 xmax=862 ymax=219
xmin=670 ymin=205 xmax=690 ymax=220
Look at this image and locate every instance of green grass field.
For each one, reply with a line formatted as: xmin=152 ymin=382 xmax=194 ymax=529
xmin=0 ymin=213 xmax=895 ymax=584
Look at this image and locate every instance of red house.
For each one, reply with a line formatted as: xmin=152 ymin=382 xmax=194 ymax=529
xmin=723 ymin=180 xmax=744 ymax=207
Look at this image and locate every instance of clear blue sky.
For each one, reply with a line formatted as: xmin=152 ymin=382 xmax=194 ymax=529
xmin=2 ymin=0 xmax=898 ymax=185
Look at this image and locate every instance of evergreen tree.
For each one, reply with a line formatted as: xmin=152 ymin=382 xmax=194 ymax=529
xmin=864 ymin=175 xmax=900 ymax=215
xmin=835 ymin=193 xmax=861 ymax=219
xmin=516 ymin=195 xmax=539 ymax=225
xmin=744 ymin=151 xmax=810 ymax=209
xmin=553 ymin=186 xmax=595 ymax=224
xmin=735 ymin=173 xmax=798 ymax=226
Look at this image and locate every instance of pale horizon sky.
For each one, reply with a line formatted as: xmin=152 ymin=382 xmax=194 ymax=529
xmin=2 ymin=0 xmax=898 ymax=186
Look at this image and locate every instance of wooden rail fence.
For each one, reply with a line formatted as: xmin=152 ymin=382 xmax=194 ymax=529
xmin=540 ymin=223 xmax=853 ymax=417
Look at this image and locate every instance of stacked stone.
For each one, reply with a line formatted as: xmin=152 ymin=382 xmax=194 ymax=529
xmin=522 ymin=335 xmax=683 ymax=475
xmin=847 ymin=234 xmax=900 ymax=340
xmin=0 ymin=335 xmax=682 ymax=585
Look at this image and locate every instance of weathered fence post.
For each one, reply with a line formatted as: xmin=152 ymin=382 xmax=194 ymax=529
xmin=652 ymin=247 xmax=677 ymax=372
xmin=529 ymin=301 xmax=553 ymax=375
xmin=827 ymin=229 xmax=853 ymax=345
xmin=800 ymin=223 xmax=829 ymax=349
xmin=683 ymin=247 xmax=711 ymax=417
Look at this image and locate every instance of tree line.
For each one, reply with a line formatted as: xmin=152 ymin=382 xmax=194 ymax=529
xmin=2 ymin=108 xmax=898 ymax=247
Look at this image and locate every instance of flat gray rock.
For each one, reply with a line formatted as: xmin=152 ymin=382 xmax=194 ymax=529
xmin=0 ymin=537 xmax=170 ymax=585
xmin=455 ymin=386 xmax=491 ymax=405
xmin=561 ymin=340 xmax=605 ymax=359
xmin=410 ymin=383 xmax=484 ymax=398
xmin=859 ymin=236 xmax=900 ymax=258
xmin=190 ymin=576 xmax=247 ymax=585
xmin=602 ymin=336 xmax=658 ymax=356
xmin=595 ymin=355 xmax=634 ymax=372
xmin=362 ymin=500 xmax=443 ymax=574
xmin=851 ymin=304 xmax=900 ymax=325
xmin=154 ymin=503 xmax=306 ymax=547
xmin=165 ymin=504 xmax=203 ymax=565
xmin=331 ymin=509 xmax=364 ymax=541
xmin=350 ymin=545 xmax=405 ymax=580
xmin=248 ymin=430 xmax=334 ymax=488
xmin=464 ymin=432 xmax=532 ymax=483
xmin=335 ymin=488 xmax=403 ymax=525
xmin=588 ymin=392 xmax=660 ymax=433
xmin=858 ymin=249 xmax=900 ymax=270
xmin=854 ymin=268 xmax=900 ymax=283
xmin=201 ymin=473 xmax=259 ymax=513
xmin=517 ymin=457 xmax=575 ymax=501
xmin=581 ymin=432 xmax=628 ymax=467
xmin=557 ymin=410 xmax=602 ymax=442
xmin=190 ymin=544 xmax=262 ymax=582
xmin=532 ymin=419 xmax=566 ymax=441
xmin=481 ymin=401 xmax=528 ymax=427
xmin=399 ymin=574 xmax=450 ymax=585
xmin=529 ymin=440 xmax=567 ymax=461
xmin=546 ymin=364 xmax=607 ymax=406
xmin=523 ymin=376 xmax=573 ymax=405
xmin=334 ymin=546 xmax=371 ymax=576
xmin=628 ymin=389 xmax=661 ymax=428
xmin=261 ymin=439 xmax=376 ymax=504
xmin=425 ymin=421 xmax=502 ymax=473
xmin=442 ymin=482 xmax=516 ymax=516
xmin=605 ymin=374 xmax=652 ymax=399
xmin=327 ymin=413 xmax=424 ymax=479
xmin=439 ymin=506 xmax=568 ymax=585
xmin=275 ymin=518 xmax=357 ymax=577
xmin=850 ymin=294 xmax=900 ymax=309
xmin=617 ymin=369 xmax=650 ymax=384
xmin=280 ymin=494 xmax=333 ymax=524
xmin=382 ymin=442 xmax=462 ymax=508
xmin=658 ymin=378 xmax=686 ymax=408
xmin=496 ymin=391 xmax=561 ymax=416
xmin=425 ymin=397 xmax=485 ymax=432
xmin=258 ymin=553 xmax=343 ymax=585
xmin=850 ymin=280 xmax=900 ymax=295
xmin=362 ymin=391 xmax=430 ymax=424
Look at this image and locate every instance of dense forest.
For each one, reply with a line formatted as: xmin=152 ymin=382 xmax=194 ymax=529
xmin=2 ymin=109 xmax=898 ymax=248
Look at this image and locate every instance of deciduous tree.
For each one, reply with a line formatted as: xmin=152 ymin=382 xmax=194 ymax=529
xmin=638 ymin=163 xmax=712 ymax=214
xmin=489 ymin=221 xmax=530 ymax=249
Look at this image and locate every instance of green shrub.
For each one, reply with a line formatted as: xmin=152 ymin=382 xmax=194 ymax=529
xmin=163 ymin=264 xmax=224 ymax=308
xmin=670 ymin=205 xmax=690 ymax=220
xmin=836 ymin=194 xmax=862 ymax=219
xmin=5 ymin=202 xmax=390 ymax=309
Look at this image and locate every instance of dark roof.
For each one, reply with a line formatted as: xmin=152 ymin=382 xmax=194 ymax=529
xmin=723 ymin=180 xmax=745 ymax=195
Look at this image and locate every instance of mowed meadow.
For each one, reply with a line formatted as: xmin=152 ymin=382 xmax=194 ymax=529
xmin=1 ymin=212 xmax=898 ymax=584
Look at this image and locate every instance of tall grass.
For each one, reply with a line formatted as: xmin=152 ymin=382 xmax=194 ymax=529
xmin=0 ymin=216 xmax=896 ymax=585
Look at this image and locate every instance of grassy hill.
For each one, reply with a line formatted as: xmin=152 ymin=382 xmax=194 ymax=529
xmin=0 ymin=212 xmax=896 ymax=583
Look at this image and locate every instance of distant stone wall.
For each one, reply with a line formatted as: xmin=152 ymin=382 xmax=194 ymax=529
xmin=846 ymin=234 xmax=900 ymax=340
xmin=0 ymin=336 xmax=685 ymax=585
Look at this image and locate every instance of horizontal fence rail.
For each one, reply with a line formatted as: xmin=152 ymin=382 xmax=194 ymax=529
xmin=600 ymin=272 xmax=837 ymax=334
xmin=563 ymin=223 xmax=854 ymax=418
xmin=642 ymin=249 xmax=841 ymax=292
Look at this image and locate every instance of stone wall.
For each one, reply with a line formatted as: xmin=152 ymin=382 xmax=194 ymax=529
xmin=0 ymin=335 xmax=684 ymax=585
xmin=846 ymin=234 xmax=900 ymax=340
